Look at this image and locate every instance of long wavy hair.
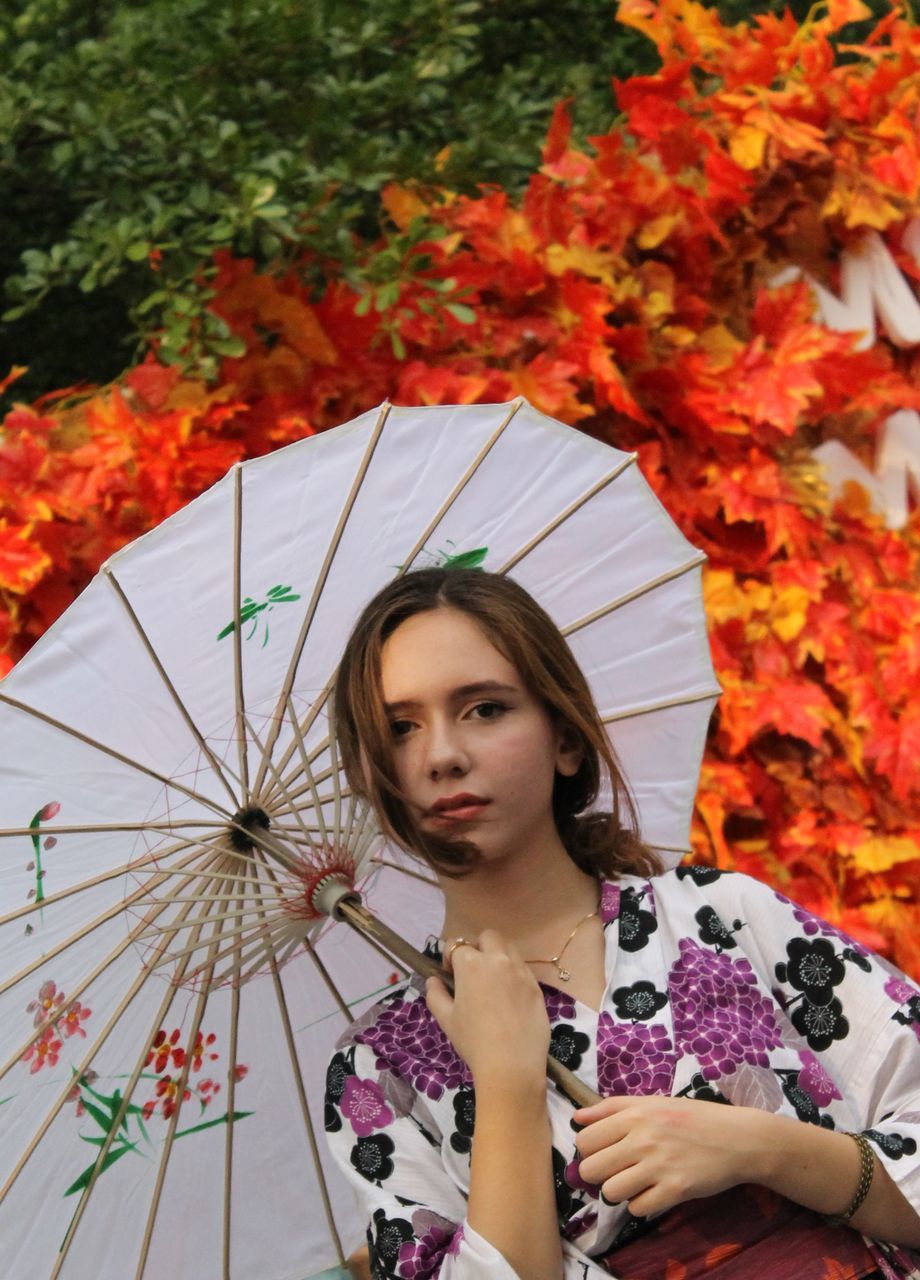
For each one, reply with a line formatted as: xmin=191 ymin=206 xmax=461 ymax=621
xmin=332 ymin=568 xmax=662 ymax=882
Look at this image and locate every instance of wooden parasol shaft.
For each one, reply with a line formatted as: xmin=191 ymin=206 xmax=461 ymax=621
xmin=335 ymin=896 xmax=601 ymax=1109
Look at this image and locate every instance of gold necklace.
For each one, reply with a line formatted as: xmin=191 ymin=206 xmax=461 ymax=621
xmin=524 ymin=906 xmax=599 ymax=982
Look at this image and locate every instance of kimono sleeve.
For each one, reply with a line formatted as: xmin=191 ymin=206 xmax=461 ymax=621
xmin=701 ymin=871 xmax=920 ymax=1218
xmin=324 ymin=1039 xmax=521 ymax=1280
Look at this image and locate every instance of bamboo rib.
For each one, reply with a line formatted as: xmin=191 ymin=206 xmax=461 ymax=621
xmin=222 ymin=886 xmax=244 ymax=1280
xmin=263 ymin=398 xmax=524 ymax=809
xmin=258 ymin=760 xmax=351 ymax=813
xmin=199 ymin=852 xmax=279 ymax=990
xmin=560 ymin=553 xmax=707 ymax=638
xmin=369 ymin=856 xmax=439 ymax=889
xmin=49 ymin=868 xmax=224 ymax=1277
xmin=302 ymin=935 xmax=360 ymax=1023
xmin=232 ymin=463 xmax=251 ymax=806
xmin=188 ymin=914 xmax=299 ymax=989
xmin=252 ymin=402 xmax=393 ymax=799
xmin=0 ymin=831 xmax=225 ymax=929
xmin=285 ymin=696 xmax=329 ymax=844
xmin=496 ymin=452 xmax=638 ymax=575
xmin=0 ymin=860 xmax=223 ymax=1209
xmin=242 ymin=713 xmax=317 ymax=851
xmin=0 ymin=836 xmax=223 ymax=1002
xmin=262 ymin=903 xmax=346 ymax=1264
xmin=163 ymin=906 xmax=291 ymax=984
xmin=327 ymin=721 xmax=343 ymax=851
xmin=347 ymin=805 xmax=378 ymax=872
xmin=104 ymin=567 xmax=241 ymax=808
xmin=129 ymin=891 xmax=280 ymax=909
xmin=600 ymin=687 xmax=721 ymax=725
xmin=133 ymin=885 xmax=232 ymax=1279
xmin=131 ymin=901 xmax=286 ymax=944
xmin=0 ymin=819 xmax=225 ymax=841
xmin=0 ymin=690 xmax=234 ymax=820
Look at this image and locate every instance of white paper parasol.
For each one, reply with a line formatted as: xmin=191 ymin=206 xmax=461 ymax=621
xmin=0 ymin=399 xmax=719 ymax=1278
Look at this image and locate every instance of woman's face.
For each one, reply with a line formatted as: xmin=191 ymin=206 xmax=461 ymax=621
xmin=379 ymin=606 xmax=580 ymax=863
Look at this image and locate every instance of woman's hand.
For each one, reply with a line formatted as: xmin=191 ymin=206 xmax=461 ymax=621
xmin=573 ymin=1095 xmax=762 ymax=1217
xmin=425 ymin=929 xmax=550 ymax=1087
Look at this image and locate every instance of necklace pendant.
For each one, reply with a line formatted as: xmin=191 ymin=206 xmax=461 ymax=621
xmin=558 ymin=967 xmax=571 ymax=982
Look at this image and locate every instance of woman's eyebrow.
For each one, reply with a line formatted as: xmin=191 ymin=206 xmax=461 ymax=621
xmin=383 ymin=680 xmax=518 ymax=714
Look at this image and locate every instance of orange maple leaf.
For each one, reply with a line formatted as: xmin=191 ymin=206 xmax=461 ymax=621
xmin=0 ymin=521 xmax=52 ymax=594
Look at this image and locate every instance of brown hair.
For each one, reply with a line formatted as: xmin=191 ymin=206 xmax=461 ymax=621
xmin=332 ymin=568 xmax=663 ymax=882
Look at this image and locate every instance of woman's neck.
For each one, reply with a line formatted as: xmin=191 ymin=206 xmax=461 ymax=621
xmin=437 ymin=839 xmax=601 ymax=952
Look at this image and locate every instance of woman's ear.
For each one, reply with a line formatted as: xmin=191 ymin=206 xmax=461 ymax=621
xmin=555 ymin=724 xmax=583 ymax=777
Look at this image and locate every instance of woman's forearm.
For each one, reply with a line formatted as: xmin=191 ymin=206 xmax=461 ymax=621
xmin=467 ymin=1073 xmax=563 ymax=1280
xmin=750 ymin=1111 xmax=920 ymax=1249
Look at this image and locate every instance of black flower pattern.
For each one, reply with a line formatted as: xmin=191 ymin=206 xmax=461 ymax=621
xmin=551 ymin=1146 xmax=573 ymax=1218
xmin=843 ymin=946 xmax=872 ymax=973
xmin=676 ymin=865 xmax=726 ymax=885
xmin=368 ymin=1206 xmax=414 ymax=1278
xmin=865 ymin=1128 xmax=918 ymax=1159
xmin=892 ymin=997 xmax=920 ymax=1032
xmin=549 ymin=1022 xmax=591 ymax=1069
xmin=618 ymin=887 xmax=658 ymax=953
xmin=775 ymin=1068 xmax=836 ymax=1127
xmin=324 ymin=1047 xmax=355 ymax=1133
xmin=790 ymin=994 xmax=850 ymax=1051
xmin=449 ymin=1085 xmax=475 ymax=1155
xmin=778 ymin=938 xmax=847 ymax=1005
xmin=351 ymin=1133 xmax=397 ymax=1185
xmin=695 ymin=905 xmax=742 ymax=952
xmin=612 ymin=980 xmax=669 ymax=1022
xmin=676 ymin=1071 xmax=731 ymax=1104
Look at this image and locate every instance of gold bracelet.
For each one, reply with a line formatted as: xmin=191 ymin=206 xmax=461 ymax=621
xmin=824 ymin=1132 xmax=875 ymax=1227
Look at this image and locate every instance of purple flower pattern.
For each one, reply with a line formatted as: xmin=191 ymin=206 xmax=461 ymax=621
xmin=355 ymin=993 xmax=471 ymax=1101
xmin=669 ymin=937 xmax=784 ymax=1080
xmin=398 ymin=1211 xmax=459 ymax=1279
xmin=600 ymin=880 xmax=621 ymax=924
xmin=597 ymin=1014 xmax=675 ymax=1095
xmin=797 ymin=1051 xmax=843 ymax=1107
xmin=542 ymin=986 xmax=577 ymax=1022
xmin=885 ymin=975 xmax=919 ymax=1007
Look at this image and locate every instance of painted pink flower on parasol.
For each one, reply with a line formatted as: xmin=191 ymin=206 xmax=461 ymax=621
xmin=27 ymin=978 xmax=64 ymax=1027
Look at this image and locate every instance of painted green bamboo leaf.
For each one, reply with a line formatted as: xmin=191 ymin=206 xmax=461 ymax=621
xmin=64 ymin=1143 xmax=137 ymax=1196
xmin=441 ymin=547 xmax=487 ymax=569
xmin=174 ymin=1109 xmax=254 ymax=1139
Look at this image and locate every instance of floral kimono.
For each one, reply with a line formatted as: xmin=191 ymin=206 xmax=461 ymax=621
xmin=324 ymin=868 xmax=920 ymax=1279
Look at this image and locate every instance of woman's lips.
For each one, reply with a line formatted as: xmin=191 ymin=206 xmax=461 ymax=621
xmin=428 ymin=801 xmax=490 ymax=822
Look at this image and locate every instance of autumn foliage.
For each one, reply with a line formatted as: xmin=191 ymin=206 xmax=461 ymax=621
xmin=1 ymin=0 xmax=919 ymax=973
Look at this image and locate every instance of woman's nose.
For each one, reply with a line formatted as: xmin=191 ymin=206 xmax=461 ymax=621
xmin=425 ymin=724 xmax=469 ymax=780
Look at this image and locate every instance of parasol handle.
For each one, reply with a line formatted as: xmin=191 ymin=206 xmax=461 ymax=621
xmin=333 ymin=893 xmax=602 ymax=1110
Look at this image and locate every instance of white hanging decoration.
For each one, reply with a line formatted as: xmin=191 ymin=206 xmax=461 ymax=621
xmin=778 ymin=218 xmax=920 ymax=530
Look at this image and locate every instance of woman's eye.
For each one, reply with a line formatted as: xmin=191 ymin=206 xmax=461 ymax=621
xmin=389 ymin=719 xmax=413 ymax=739
xmin=470 ymin=701 xmax=506 ymax=720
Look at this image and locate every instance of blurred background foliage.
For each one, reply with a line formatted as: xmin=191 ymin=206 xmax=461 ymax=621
xmin=0 ymin=0 xmax=885 ymax=407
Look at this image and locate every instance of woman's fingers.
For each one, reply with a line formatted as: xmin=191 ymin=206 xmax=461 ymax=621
xmin=442 ymin=938 xmax=476 ymax=976
xmin=574 ymin=1109 xmax=632 ymax=1159
xmin=425 ymin=974 xmax=453 ymax=1028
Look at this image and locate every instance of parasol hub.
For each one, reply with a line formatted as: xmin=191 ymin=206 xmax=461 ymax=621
xmin=228 ymin=804 xmax=271 ymax=852
xmin=308 ymin=871 xmax=360 ymax=921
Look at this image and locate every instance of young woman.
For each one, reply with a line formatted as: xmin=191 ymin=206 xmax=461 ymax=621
xmin=324 ymin=568 xmax=920 ymax=1280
